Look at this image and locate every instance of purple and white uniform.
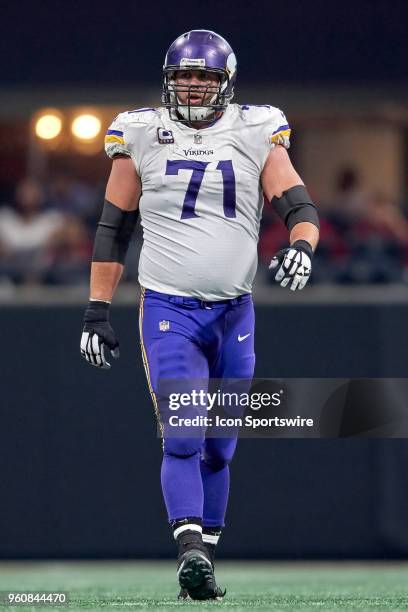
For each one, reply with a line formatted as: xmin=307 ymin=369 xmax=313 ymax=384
xmin=105 ymin=103 xmax=290 ymax=300
xmin=104 ymin=102 xmax=291 ymax=525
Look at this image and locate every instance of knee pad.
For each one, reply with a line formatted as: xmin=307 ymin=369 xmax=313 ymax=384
xmin=163 ymin=437 xmax=202 ymax=459
xmin=202 ymin=438 xmax=238 ymax=471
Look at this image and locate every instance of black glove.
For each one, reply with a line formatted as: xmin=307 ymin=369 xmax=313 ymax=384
xmin=80 ymin=300 xmax=120 ymax=369
xmin=269 ymin=240 xmax=313 ymax=291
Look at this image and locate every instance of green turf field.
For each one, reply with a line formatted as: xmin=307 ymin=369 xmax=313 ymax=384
xmin=0 ymin=561 xmax=408 ymax=611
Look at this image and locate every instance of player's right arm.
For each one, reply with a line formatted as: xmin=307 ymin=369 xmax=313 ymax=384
xmin=81 ymin=155 xmax=142 ymax=368
xmin=90 ymin=156 xmax=141 ymax=302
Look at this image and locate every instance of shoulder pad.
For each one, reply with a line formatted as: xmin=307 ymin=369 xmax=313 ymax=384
xmin=124 ymin=107 xmax=159 ymax=124
xmin=104 ymin=109 xmax=158 ymax=159
xmin=239 ymin=104 xmax=291 ymax=149
xmin=110 ymin=108 xmax=158 ymax=129
xmin=239 ymin=104 xmax=285 ymax=125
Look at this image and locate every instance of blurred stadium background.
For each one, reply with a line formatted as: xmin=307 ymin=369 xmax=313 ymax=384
xmin=2 ymin=0 xmax=408 ymax=607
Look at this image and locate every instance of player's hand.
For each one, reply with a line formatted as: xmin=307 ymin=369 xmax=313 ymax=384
xmin=80 ymin=300 xmax=120 ymax=369
xmin=269 ymin=240 xmax=313 ymax=291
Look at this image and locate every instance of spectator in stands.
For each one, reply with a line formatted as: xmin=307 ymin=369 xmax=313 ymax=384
xmin=329 ymin=166 xmax=368 ymax=229
xmin=0 ymin=177 xmax=90 ymax=285
xmin=366 ymin=191 xmax=408 ymax=243
xmin=344 ymin=191 xmax=408 ymax=283
xmin=0 ymin=177 xmax=65 ymax=284
xmin=47 ymin=174 xmax=100 ymax=227
xmin=46 ymin=215 xmax=92 ymax=284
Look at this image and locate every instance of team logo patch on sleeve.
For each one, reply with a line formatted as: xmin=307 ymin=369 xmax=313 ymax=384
xmin=157 ymin=128 xmax=174 ymax=144
xmin=269 ymin=124 xmax=291 ymax=147
xmin=105 ymin=129 xmax=125 ymax=145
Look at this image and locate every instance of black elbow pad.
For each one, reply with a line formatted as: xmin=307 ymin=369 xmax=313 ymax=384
xmin=271 ymin=185 xmax=320 ymax=232
xmin=92 ymin=199 xmax=139 ymax=264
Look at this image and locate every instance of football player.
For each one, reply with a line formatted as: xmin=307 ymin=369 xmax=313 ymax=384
xmin=80 ymin=30 xmax=319 ymax=600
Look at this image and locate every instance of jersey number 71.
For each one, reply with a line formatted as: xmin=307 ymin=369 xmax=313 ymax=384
xmin=165 ymin=160 xmax=236 ymax=219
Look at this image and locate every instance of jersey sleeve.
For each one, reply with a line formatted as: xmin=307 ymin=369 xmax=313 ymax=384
xmin=266 ymin=107 xmax=291 ymax=149
xmin=104 ymin=113 xmax=132 ymax=159
xmin=239 ymin=104 xmax=291 ymax=168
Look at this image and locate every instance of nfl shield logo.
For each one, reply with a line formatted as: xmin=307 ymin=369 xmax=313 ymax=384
xmin=194 ymin=134 xmax=202 ymax=144
xmin=157 ymin=128 xmax=174 ymax=144
xmin=159 ymin=320 xmax=170 ymax=331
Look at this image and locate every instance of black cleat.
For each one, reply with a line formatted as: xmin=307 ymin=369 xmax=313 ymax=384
xmin=177 ymin=574 xmax=226 ymax=601
xmin=177 ymin=549 xmax=226 ymax=601
xmin=188 ymin=580 xmax=226 ymax=601
xmin=177 ymin=587 xmax=190 ymax=600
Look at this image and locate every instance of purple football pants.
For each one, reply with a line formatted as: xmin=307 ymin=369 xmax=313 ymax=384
xmin=139 ymin=287 xmax=255 ymax=527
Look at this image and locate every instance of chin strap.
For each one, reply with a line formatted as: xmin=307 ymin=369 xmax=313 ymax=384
xmin=175 ymin=98 xmax=217 ymax=122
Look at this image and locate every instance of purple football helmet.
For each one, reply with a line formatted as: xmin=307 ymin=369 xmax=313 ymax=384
xmin=162 ymin=30 xmax=237 ymax=123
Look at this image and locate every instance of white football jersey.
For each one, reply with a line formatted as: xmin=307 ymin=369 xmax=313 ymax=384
xmin=104 ymin=104 xmax=291 ymax=300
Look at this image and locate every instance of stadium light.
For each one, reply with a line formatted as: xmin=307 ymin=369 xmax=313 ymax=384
xmin=71 ymin=114 xmax=101 ymax=140
xmin=35 ymin=113 xmax=62 ymax=140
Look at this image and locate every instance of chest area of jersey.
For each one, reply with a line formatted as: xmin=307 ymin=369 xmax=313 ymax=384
xmin=139 ymin=129 xmax=259 ymax=219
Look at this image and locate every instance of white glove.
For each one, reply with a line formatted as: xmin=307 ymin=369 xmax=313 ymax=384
xmin=269 ymin=241 xmax=313 ymax=291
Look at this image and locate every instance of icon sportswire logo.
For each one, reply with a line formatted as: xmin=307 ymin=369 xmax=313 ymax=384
xmin=238 ymin=333 xmax=251 ymax=342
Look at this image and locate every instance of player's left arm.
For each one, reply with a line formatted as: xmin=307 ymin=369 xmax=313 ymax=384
xmin=261 ymin=145 xmax=320 ymax=290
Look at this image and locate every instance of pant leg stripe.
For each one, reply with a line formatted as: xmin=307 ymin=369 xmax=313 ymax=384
xmin=139 ymin=287 xmax=163 ymax=436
